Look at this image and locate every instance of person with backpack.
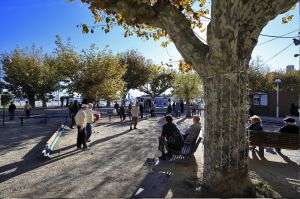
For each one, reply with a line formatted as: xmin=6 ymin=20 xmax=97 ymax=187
xmin=158 ymin=115 xmax=184 ymax=160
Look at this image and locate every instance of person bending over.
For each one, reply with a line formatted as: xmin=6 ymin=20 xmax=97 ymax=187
xmin=158 ymin=115 xmax=184 ymax=160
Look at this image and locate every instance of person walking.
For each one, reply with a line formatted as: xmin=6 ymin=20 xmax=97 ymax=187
xmin=130 ymin=103 xmax=139 ymax=130
xmin=8 ymin=101 xmax=16 ymax=120
xmin=75 ymin=104 xmax=89 ymax=150
xmin=24 ymin=101 xmax=32 ymax=117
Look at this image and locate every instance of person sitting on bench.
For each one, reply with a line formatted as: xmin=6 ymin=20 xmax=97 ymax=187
xmin=158 ymin=115 xmax=184 ymax=160
xmin=183 ymin=115 xmax=202 ymax=144
xmin=276 ymin=117 xmax=299 ymax=153
xmin=246 ymin=115 xmax=263 ymax=151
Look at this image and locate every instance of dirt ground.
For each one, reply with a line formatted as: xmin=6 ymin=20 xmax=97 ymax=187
xmin=0 ymin=116 xmax=299 ymax=198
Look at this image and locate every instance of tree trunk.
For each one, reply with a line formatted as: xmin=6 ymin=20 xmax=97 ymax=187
xmin=106 ymin=100 xmax=111 ymax=107
xmin=122 ymin=92 xmax=127 ymax=105
xmin=202 ymin=71 xmax=254 ymax=196
xmin=186 ymin=99 xmax=191 ymax=118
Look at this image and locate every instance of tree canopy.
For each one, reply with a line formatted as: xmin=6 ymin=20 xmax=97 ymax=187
xmin=70 ymin=45 xmax=126 ymax=101
xmin=119 ymin=50 xmax=153 ymax=94
xmin=1 ymin=45 xmax=61 ymax=107
xmin=139 ymin=66 xmax=175 ymax=98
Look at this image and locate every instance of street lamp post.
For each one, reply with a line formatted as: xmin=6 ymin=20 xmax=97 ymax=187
xmin=274 ymin=79 xmax=281 ymax=118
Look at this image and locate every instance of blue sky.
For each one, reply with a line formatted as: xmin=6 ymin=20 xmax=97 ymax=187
xmin=0 ymin=0 xmax=299 ymax=72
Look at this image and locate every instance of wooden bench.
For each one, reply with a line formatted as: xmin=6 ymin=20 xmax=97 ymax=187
xmin=19 ymin=115 xmax=68 ymax=126
xmin=171 ymin=130 xmax=202 ymax=156
xmin=19 ymin=115 xmax=46 ymax=126
xmin=42 ymin=124 xmax=65 ymax=159
xmin=249 ymin=131 xmax=300 ymax=157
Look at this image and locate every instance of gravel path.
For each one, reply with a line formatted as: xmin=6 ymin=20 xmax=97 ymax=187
xmin=0 ymin=115 xmax=299 ymax=198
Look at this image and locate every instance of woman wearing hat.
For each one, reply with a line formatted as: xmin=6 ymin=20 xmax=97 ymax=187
xmin=246 ymin=115 xmax=263 ymax=151
xmin=246 ymin=115 xmax=263 ymax=132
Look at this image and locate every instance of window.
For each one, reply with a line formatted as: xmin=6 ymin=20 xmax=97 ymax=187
xmin=252 ymin=93 xmax=268 ymax=106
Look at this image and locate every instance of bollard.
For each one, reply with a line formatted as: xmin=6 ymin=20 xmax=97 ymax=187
xmin=44 ymin=116 xmax=47 ymax=125
xmin=109 ymin=114 xmax=111 ymax=121
xmin=21 ymin=118 xmax=23 ymax=126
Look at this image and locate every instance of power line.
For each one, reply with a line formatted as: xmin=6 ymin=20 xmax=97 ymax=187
xmin=259 ymin=34 xmax=298 ymax=38
xmin=262 ymin=42 xmax=294 ymax=65
xmin=257 ymin=29 xmax=300 ymax=46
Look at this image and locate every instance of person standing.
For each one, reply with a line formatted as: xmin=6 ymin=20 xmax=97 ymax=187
xmin=139 ymin=103 xmax=144 ymax=119
xmin=130 ymin=103 xmax=139 ymax=130
xmin=86 ymin=103 xmax=100 ymax=143
xmin=119 ymin=105 xmax=126 ymax=121
xmin=8 ymin=101 xmax=16 ymax=120
xmin=180 ymin=101 xmax=184 ymax=114
xmin=167 ymin=103 xmax=172 ymax=115
xmin=128 ymin=102 xmax=132 ymax=121
xmin=70 ymin=100 xmax=80 ymax=129
xmin=24 ymin=101 xmax=32 ymax=117
xmin=75 ymin=104 xmax=89 ymax=150
xmin=114 ymin=102 xmax=120 ymax=114
xmin=150 ymin=101 xmax=155 ymax=117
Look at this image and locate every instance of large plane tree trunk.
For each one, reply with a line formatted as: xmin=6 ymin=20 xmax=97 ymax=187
xmin=202 ymin=69 xmax=252 ymax=196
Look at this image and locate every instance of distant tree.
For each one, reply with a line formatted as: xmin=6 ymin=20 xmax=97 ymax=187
xmin=1 ymin=45 xmax=61 ymax=107
xmin=249 ymin=56 xmax=300 ymax=92
xmin=70 ymin=45 xmax=126 ymax=102
xmin=1 ymin=93 xmax=13 ymax=106
xmin=172 ymin=71 xmax=202 ymax=117
xmin=119 ymin=50 xmax=152 ymax=103
xmin=139 ymin=66 xmax=175 ymax=98
xmin=248 ymin=56 xmax=272 ymax=92
xmin=279 ymin=71 xmax=300 ymax=92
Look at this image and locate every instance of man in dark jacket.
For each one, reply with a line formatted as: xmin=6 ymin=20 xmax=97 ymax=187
xmin=279 ymin=117 xmax=299 ymax=134
xmin=158 ymin=115 xmax=184 ymax=160
xmin=70 ymin=100 xmax=80 ymax=129
xmin=276 ymin=117 xmax=299 ymax=153
xmin=8 ymin=101 xmax=16 ymax=120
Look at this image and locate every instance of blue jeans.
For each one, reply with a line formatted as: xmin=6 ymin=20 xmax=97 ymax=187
xmin=86 ymin=123 xmax=93 ymax=141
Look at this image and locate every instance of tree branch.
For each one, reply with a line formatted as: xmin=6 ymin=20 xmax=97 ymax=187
xmin=240 ymin=0 xmax=299 ymax=62
xmin=83 ymin=0 xmax=209 ymax=76
xmin=83 ymin=0 xmax=162 ymax=28
xmin=155 ymin=1 xmax=209 ymax=75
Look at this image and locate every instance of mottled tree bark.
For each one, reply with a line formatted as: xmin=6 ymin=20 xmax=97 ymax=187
xmin=202 ymin=70 xmax=251 ymax=196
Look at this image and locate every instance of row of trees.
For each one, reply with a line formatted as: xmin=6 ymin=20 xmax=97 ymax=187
xmin=249 ymin=56 xmax=300 ymax=92
xmin=1 ymin=36 xmax=202 ymax=107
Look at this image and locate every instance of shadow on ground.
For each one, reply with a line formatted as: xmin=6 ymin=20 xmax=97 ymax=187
xmin=249 ymin=150 xmax=300 ymax=198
